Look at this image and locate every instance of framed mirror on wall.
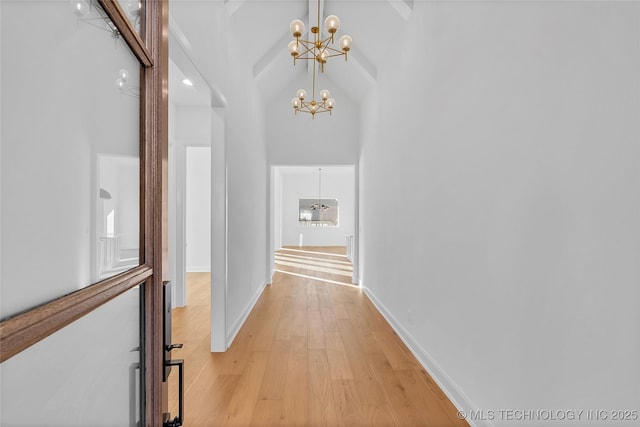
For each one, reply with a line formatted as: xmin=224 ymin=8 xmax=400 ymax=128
xmin=298 ymin=198 xmax=339 ymax=227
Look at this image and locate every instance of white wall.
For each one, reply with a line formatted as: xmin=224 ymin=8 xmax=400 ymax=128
xmin=278 ymin=166 xmax=355 ymax=247
xmin=186 ymin=147 xmax=211 ymax=272
xmin=266 ymin=72 xmax=359 ymax=166
xmin=169 ymin=1 xmax=271 ymax=347
xmin=359 ymin=2 xmax=640 ymax=426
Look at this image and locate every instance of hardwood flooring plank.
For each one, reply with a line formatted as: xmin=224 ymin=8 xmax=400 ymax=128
xmin=396 ymin=369 xmax=468 ymax=427
xmin=338 ymin=319 xmax=389 ymax=407
xmin=250 ymin=399 xmax=284 ymax=426
xmin=320 ymin=305 xmax=339 ymax=334
xmin=368 ymin=352 xmax=428 ymax=426
xmin=169 ymin=248 xmax=469 ymax=427
xmin=361 ymin=404 xmax=399 ymax=427
xmin=186 ymin=374 xmax=240 ymax=427
xmin=275 ymin=295 xmax=295 ymax=340
xmin=325 ymin=332 xmax=354 ymax=380
xmin=374 ymin=328 xmax=422 ymax=371
xmin=330 ymin=379 xmax=364 ymax=426
xmin=251 ymin=297 xmax=282 ymax=351
xmin=221 ymin=350 xmax=270 ymax=426
xmin=333 ymin=301 xmax=350 ymax=320
xmin=258 ymin=339 xmax=291 ymax=400
xmin=281 ymin=336 xmax=309 ymax=426
xmin=308 ymin=349 xmax=339 ymax=426
xmin=307 ymin=309 xmax=325 ymax=349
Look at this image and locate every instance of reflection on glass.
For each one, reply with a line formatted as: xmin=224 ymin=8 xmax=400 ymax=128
xmin=0 ymin=0 xmax=140 ymax=317
xmin=117 ymin=0 xmax=144 ymax=35
xmin=97 ymin=155 xmax=140 ymax=280
xmin=0 ymin=286 xmax=142 ymax=426
xmin=299 ymin=198 xmax=339 ymax=227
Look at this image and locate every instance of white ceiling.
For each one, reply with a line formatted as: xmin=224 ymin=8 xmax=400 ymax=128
xmin=168 ymin=0 xmax=412 ymax=108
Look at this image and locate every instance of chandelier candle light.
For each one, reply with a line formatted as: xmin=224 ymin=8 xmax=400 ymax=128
xmin=288 ymin=0 xmax=353 ymax=118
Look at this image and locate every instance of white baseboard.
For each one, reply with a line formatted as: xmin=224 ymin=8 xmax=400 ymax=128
xmin=362 ymin=286 xmax=491 ymax=427
xmin=226 ymin=281 xmax=267 ymax=347
xmin=186 ymin=266 xmax=211 ymax=273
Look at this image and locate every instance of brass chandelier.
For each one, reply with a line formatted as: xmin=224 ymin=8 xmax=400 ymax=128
xmin=288 ymin=0 xmax=353 ymax=118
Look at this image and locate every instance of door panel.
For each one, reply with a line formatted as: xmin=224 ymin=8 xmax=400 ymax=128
xmin=0 ymin=285 xmax=142 ymax=427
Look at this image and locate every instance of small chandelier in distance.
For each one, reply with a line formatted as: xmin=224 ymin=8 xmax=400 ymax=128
xmin=291 ymin=86 xmax=334 ymax=117
xmin=311 ymin=168 xmax=330 ymax=211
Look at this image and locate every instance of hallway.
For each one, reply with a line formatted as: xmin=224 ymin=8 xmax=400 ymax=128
xmin=169 ymin=248 xmax=468 ymax=426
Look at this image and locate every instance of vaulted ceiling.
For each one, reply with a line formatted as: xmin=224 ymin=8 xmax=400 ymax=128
xmin=168 ymin=0 xmax=413 ymax=109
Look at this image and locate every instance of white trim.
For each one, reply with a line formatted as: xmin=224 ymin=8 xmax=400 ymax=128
xmin=186 ymin=266 xmax=211 ymax=273
xmin=274 ymin=269 xmax=356 ymax=288
xmin=362 ymin=286 xmax=491 ymax=427
xmin=279 ymin=247 xmax=349 ymax=258
xmin=225 ymin=281 xmax=267 ymax=347
xmin=210 ymin=108 xmax=227 ymax=353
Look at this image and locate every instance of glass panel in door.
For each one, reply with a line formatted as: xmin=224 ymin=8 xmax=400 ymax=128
xmin=1 ymin=0 xmax=141 ymax=318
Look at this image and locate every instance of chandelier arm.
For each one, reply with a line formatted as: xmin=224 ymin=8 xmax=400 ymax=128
xmin=319 ymin=36 xmax=336 ymax=47
xmin=296 ymin=39 xmax=316 ymax=48
xmin=322 ymin=46 xmax=347 ymax=55
xmin=298 ymin=100 xmax=331 ymax=115
xmin=295 ymin=44 xmax=316 ymax=56
xmin=295 ymin=56 xmax=317 ymax=61
xmin=322 ymin=53 xmax=347 ymax=60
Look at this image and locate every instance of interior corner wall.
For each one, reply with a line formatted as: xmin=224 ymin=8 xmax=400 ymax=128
xmin=223 ymin=76 xmax=269 ymax=347
xmin=168 ymin=0 xmax=271 ymax=349
xmin=359 ymin=2 xmax=640 ymax=425
xmin=168 ymin=105 xmax=213 ymax=307
xmin=272 ymin=166 xmax=283 ymax=252
xmin=279 ymin=167 xmax=355 ymax=247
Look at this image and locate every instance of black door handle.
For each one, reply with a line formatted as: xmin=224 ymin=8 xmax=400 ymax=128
xmin=163 ymin=359 xmax=184 ymax=427
xmin=165 ymin=343 xmax=183 ymax=352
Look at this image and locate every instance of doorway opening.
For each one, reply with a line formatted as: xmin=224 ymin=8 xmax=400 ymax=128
xmin=186 ymin=147 xmax=212 ymax=276
xmin=269 ymin=165 xmax=359 ymax=287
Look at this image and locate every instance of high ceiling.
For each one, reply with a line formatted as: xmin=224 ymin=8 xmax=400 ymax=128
xmin=168 ymin=0 xmax=412 ymax=109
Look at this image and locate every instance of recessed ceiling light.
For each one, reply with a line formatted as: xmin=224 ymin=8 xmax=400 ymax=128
xmin=182 ymin=78 xmax=193 ymax=86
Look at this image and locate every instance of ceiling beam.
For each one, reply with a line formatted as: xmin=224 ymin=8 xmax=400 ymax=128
xmin=352 ymin=51 xmax=377 ymax=82
xmin=169 ymin=15 xmax=227 ymax=107
xmin=253 ymin=32 xmax=292 ymax=80
xmin=387 ymin=0 xmax=413 ymax=21
xmin=224 ymin=0 xmax=247 ymax=17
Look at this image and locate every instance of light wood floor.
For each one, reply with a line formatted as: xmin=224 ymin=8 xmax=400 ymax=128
xmin=168 ymin=247 xmax=469 ymax=426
